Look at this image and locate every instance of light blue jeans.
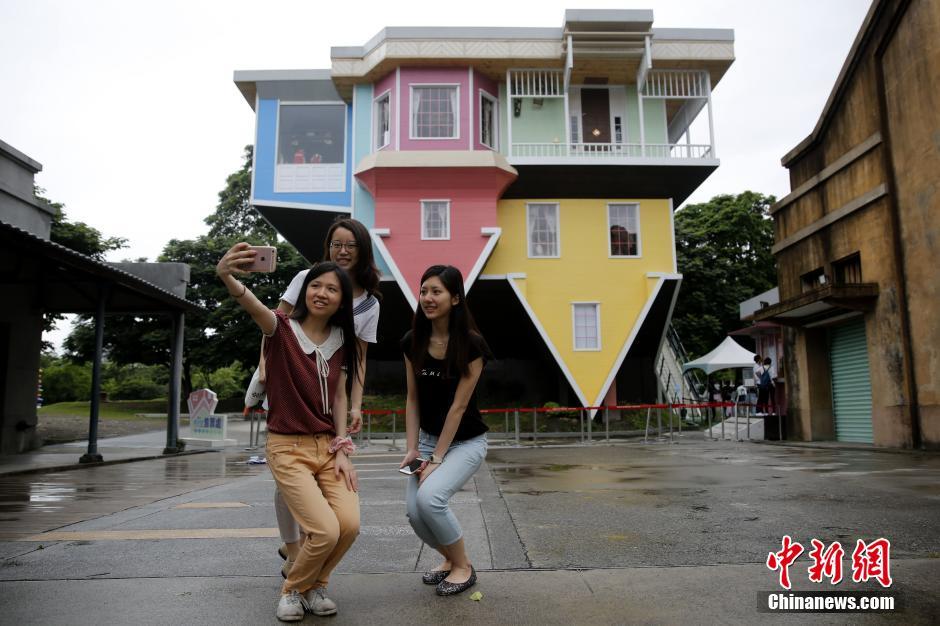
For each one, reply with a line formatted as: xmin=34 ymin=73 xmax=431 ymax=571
xmin=405 ymin=431 xmax=487 ymax=549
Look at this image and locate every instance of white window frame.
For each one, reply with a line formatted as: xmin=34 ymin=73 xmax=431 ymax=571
xmin=420 ymin=199 xmax=451 ymax=240
xmin=273 ymin=101 xmax=347 ymax=193
xmin=410 ymin=84 xmax=460 ymax=140
xmin=606 ymin=202 xmax=642 ymax=258
xmin=374 ymin=90 xmax=391 ymax=150
xmin=479 ymin=90 xmax=498 ymax=150
xmin=526 ymin=202 xmax=560 ymax=258
xmin=572 ymin=302 xmax=601 ymax=351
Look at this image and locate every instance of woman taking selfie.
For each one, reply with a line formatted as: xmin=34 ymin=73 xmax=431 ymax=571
xmin=399 ymin=265 xmax=492 ymax=596
xmin=273 ymin=217 xmax=381 ymax=578
xmin=218 ymin=244 xmax=360 ymax=622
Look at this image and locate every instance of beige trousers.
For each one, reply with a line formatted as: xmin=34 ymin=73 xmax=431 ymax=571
xmin=266 ymin=432 xmax=360 ymax=594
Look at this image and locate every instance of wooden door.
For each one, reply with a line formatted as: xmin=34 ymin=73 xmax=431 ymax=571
xmin=580 ymin=89 xmax=610 ymax=143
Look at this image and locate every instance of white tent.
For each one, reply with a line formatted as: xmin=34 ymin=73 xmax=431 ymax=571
xmin=682 ymin=336 xmax=756 ymax=375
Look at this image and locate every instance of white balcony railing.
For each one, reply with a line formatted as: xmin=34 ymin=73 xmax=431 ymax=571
xmin=510 ymin=142 xmax=714 ymax=160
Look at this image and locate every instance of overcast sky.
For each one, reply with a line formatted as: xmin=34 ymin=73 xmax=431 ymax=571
xmin=1 ymin=0 xmax=872 ymax=347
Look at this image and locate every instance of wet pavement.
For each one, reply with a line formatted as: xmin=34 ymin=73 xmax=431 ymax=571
xmin=0 ymin=427 xmax=937 ymax=624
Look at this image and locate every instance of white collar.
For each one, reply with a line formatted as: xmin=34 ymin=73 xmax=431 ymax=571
xmin=287 ymin=319 xmax=344 ymax=359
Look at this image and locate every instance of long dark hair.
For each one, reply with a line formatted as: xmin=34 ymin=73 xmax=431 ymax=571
xmin=411 ymin=265 xmax=487 ymax=378
xmin=290 ymin=262 xmax=360 ymax=400
xmin=322 ymin=217 xmax=382 ymax=301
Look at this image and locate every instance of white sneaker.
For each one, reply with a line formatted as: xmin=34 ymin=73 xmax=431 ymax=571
xmin=305 ymin=587 xmax=338 ymax=616
xmin=276 ymin=590 xmax=306 ymax=622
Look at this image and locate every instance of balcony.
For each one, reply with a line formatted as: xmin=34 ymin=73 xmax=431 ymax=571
xmin=503 ymin=68 xmax=719 ymax=202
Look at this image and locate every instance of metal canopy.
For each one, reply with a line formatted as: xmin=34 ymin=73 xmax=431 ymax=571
xmin=1 ymin=220 xmax=201 ymax=314
xmin=1 ymin=219 xmax=202 ymax=462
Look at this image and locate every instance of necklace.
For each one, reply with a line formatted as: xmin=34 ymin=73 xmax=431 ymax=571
xmin=431 ymin=336 xmax=449 ymax=347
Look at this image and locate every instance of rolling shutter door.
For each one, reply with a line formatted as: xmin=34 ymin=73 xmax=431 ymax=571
xmin=829 ymin=317 xmax=873 ymax=443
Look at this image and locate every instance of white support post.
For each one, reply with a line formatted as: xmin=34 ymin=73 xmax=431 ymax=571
xmin=506 ymin=70 xmax=513 ymax=157
xmin=705 ymin=70 xmax=716 ymax=158
xmin=564 ymin=36 xmax=572 ymax=155
xmin=638 ymin=85 xmax=646 ymax=158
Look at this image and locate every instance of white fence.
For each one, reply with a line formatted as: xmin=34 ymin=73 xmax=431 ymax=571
xmin=510 ymin=142 xmax=713 ymax=159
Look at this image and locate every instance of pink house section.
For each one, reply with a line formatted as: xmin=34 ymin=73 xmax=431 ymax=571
xmin=399 ymin=67 xmax=469 ymax=151
xmin=373 ymin=67 xmax=501 ymax=153
xmin=356 ymin=166 xmax=516 ymax=300
xmin=473 ymin=70 xmax=500 ymax=151
xmin=374 ymin=70 xmax=396 ymax=150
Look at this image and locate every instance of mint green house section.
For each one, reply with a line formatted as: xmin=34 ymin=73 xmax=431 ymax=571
xmin=624 ymin=85 xmax=667 ymax=144
xmin=352 ymin=82 xmax=391 ymax=275
xmin=495 ymin=83 xmax=667 ymax=149
xmin=510 ymin=98 xmax=567 ymax=143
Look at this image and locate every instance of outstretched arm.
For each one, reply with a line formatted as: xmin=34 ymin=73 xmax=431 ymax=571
xmin=216 ymin=242 xmax=276 ymax=336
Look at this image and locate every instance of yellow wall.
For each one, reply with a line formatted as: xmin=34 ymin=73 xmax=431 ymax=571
xmin=485 ymin=198 xmax=676 ymax=405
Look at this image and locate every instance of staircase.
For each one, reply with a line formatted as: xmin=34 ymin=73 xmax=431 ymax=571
xmin=657 ymin=325 xmax=706 ymax=421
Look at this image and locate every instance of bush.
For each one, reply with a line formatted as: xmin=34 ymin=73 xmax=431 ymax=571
xmin=191 ymin=361 xmax=248 ymax=400
xmin=42 ymin=361 xmax=92 ymax=404
xmin=102 ymin=363 xmax=167 ymax=400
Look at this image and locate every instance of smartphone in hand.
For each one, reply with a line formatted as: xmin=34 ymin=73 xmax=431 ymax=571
xmin=244 ymin=246 xmax=277 ymax=272
xmin=399 ymin=458 xmax=427 ymax=475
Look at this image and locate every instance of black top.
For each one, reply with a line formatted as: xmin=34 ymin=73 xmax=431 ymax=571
xmin=400 ymin=330 xmax=491 ymax=441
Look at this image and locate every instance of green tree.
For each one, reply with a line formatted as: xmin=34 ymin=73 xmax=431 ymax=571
xmin=63 ymin=146 xmax=308 ymax=397
xmin=41 ymin=359 xmax=92 ymax=404
xmin=673 ymin=191 xmax=777 ymax=357
xmin=204 ymin=146 xmax=277 ymax=241
xmin=39 ymin=186 xmax=128 ymax=259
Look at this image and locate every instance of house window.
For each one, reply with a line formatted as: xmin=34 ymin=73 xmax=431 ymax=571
xmin=801 ymin=267 xmax=826 ymax=292
xmin=411 ymin=86 xmax=458 ymax=139
xmin=421 ymin=200 xmax=450 ymax=240
xmin=570 ymin=115 xmax=581 ymax=143
xmin=275 ymin=103 xmax=346 ymax=192
xmin=573 ymin=303 xmax=601 ymax=351
xmin=608 ymin=203 xmax=640 ymax=256
xmin=374 ymin=92 xmax=390 ymax=149
xmin=833 ymin=253 xmax=862 ymax=284
xmin=614 ymin=116 xmax=623 ymax=143
xmin=527 ymin=203 xmax=560 ymax=257
xmin=480 ymin=92 xmax=497 ymax=149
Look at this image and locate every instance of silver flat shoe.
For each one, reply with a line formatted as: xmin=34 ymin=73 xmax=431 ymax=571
xmin=422 ymin=569 xmax=450 ymax=585
xmin=436 ymin=566 xmax=476 ymax=596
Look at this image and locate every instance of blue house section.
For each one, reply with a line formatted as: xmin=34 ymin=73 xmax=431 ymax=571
xmin=350 ymin=83 xmax=391 ymax=276
xmin=252 ymin=99 xmax=354 ymax=208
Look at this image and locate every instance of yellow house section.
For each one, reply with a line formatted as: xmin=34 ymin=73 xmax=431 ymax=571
xmin=485 ymin=198 xmax=676 ymax=406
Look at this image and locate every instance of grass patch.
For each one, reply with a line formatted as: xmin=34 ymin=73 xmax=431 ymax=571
xmin=39 ymin=400 xmax=168 ymax=420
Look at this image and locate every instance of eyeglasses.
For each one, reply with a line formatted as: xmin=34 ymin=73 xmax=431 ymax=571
xmin=329 ymin=241 xmax=359 ymax=251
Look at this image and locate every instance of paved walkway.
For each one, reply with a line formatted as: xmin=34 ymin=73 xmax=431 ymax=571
xmin=0 ymin=421 xmax=937 ymax=624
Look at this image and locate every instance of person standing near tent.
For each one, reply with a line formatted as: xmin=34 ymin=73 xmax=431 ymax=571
xmin=751 ymin=354 xmax=764 ymax=410
xmin=757 ymin=356 xmax=775 ymax=416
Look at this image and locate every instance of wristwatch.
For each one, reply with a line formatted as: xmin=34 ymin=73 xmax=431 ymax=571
xmin=429 ymin=453 xmax=444 ymax=465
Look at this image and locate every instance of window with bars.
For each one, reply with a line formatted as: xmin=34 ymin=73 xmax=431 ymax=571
xmin=573 ymin=303 xmax=600 ymax=351
xmin=527 ymin=203 xmax=559 ymax=257
xmin=833 ymin=253 xmax=862 ymax=284
xmin=374 ymin=93 xmax=390 ymax=149
xmin=570 ymin=115 xmax=581 ymax=143
xmin=480 ymin=92 xmax=497 ymax=149
xmin=411 ymin=86 xmax=458 ymax=139
xmin=608 ymin=203 xmax=640 ymax=257
xmin=421 ymin=200 xmax=450 ymax=240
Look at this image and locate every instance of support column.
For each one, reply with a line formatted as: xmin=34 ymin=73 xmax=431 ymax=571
xmin=164 ymin=311 xmax=185 ymax=454
xmin=79 ymin=284 xmax=108 ymax=464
